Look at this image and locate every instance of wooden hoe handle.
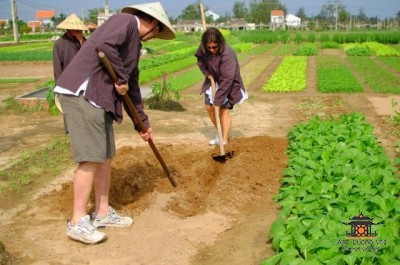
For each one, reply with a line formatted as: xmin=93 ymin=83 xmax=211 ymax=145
xmin=98 ymin=51 xmax=177 ymax=188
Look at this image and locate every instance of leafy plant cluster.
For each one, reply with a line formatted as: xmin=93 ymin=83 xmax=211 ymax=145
xmin=263 ymin=112 xmax=400 ymax=265
xmin=262 ymin=56 xmax=307 ymax=92
xmin=293 ymin=43 xmax=318 ymax=56
xmin=343 ymin=42 xmax=400 ymax=57
xmin=320 ymin=41 xmax=340 ymax=49
xmin=344 ymin=46 xmax=373 ymax=56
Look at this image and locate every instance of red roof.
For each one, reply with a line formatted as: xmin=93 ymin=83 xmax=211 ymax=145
xmin=0 ymin=20 xmax=8 ymax=26
xmin=271 ymin=10 xmax=284 ymax=16
xmin=36 ymin=10 xmax=56 ymax=19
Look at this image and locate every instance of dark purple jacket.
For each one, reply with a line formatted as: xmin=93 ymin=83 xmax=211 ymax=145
xmin=56 ymin=13 xmax=149 ymax=131
xmin=53 ymin=33 xmax=85 ymax=83
xmin=195 ymin=44 xmax=245 ymax=106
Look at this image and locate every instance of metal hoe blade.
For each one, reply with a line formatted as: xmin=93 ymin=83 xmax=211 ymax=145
xmin=212 ymin=151 xmax=234 ymax=163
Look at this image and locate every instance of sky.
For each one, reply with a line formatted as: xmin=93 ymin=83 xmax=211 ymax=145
xmin=0 ymin=0 xmax=399 ymax=22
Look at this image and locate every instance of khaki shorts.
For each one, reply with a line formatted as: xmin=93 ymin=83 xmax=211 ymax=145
xmin=58 ymin=93 xmax=115 ymax=163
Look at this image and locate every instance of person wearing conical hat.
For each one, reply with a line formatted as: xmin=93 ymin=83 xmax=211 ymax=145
xmin=53 ymin=13 xmax=88 ymax=82
xmin=53 ymin=2 xmax=175 ymax=244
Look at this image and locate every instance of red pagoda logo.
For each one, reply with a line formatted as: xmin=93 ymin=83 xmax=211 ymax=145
xmin=343 ymin=213 xmax=380 ymax=238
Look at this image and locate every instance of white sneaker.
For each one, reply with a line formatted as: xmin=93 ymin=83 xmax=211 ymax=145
xmin=209 ymin=136 xmax=219 ymax=145
xmin=66 ymin=215 xmax=106 ymax=244
xmin=92 ymin=206 xmax=133 ymax=228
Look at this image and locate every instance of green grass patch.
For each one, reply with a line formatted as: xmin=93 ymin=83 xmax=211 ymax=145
xmin=271 ymin=44 xmax=298 ymax=56
xmin=0 ymin=78 xmax=38 ymax=83
xmin=0 ymin=135 xmax=73 ymax=203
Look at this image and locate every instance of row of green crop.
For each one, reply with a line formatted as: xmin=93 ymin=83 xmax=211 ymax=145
xmin=262 ymin=56 xmax=307 ymax=92
xmin=348 ymin=57 xmax=400 ymax=93
xmin=262 ymin=112 xmax=400 ymax=265
xmin=261 ymin=54 xmax=399 ymax=93
xmin=236 ymin=30 xmax=400 ymax=44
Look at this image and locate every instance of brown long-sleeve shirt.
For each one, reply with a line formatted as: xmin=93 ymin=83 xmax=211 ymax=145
xmin=56 ymin=13 xmax=148 ymax=131
xmin=53 ymin=33 xmax=85 ymax=83
xmin=195 ymin=44 xmax=245 ymax=106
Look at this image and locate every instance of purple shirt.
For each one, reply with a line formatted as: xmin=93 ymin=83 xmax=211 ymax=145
xmin=195 ymin=44 xmax=245 ymax=106
xmin=56 ymin=13 xmax=148 ymax=131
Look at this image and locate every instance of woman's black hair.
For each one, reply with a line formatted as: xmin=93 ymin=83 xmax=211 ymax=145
xmin=200 ymin=27 xmax=225 ymax=54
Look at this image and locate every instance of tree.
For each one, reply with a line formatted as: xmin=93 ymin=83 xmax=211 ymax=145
xmin=87 ymin=8 xmax=105 ymax=24
xmin=356 ymin=7 xmax=368 ymax=22
xmin=396 ymin=10 xmax=400 ymax=21
xmin=233 ymin=1 xmax=248 ymax=18
xmin=51 ymin=13 xmax=67 ymax=27
xmin=296 ymin=7 xmax=307 ymax=20
xmin=246 ymin=0 xmax=285 ymax=24
xmin=178 ymin=2 xmax=201 ymax=20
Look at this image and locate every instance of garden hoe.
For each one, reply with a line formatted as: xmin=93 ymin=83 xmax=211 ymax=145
xmin=210 ymin=76 xmax=234 ymax=162
xmin=98 ymin=51 xmax=177 ymax=188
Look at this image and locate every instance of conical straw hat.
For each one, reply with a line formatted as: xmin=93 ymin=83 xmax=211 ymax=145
xmin=122 ymin=2 xmax=175 ymax=40
xmin=57 ymin=13 xmax=88 ymax=30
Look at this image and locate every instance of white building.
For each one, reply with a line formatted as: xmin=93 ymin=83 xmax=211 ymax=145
xmin=286 ymin=14 xmax=301 ymax=27
xmin=205 ymin=10 xmax=220 ymax=21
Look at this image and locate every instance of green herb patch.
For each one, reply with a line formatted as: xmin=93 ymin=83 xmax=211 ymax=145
xmin=293 ymin=43 xmax=318 ymax=56
xmin=262 ymin=56 xmax=307 ymax=92
xmin=320 ymin=41 xmax=339 ymax=49
xmin=262 ymin=113 xmax=400 ymax=264
xmin=377 ymin=56 xmax=400 ymax=72
xmin=317 ymin=56 xmax=362 ymax=93
xmin=348 ymin=57 xmax=400 ymax=93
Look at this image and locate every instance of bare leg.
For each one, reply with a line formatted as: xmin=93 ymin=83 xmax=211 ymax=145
xmin=94 ymin=158 xmax=112 ymax=217
xmin=206 ymin=105 xmax=216 ymax=127
xmin=72 ymin=161 xmax=100 ymax=224
xmin=219 ymin=108 xmax=231 ymax=143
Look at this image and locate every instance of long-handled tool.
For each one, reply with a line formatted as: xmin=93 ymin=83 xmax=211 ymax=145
xmin=210 ymin=76 xmax=234 ymax=162
xmin=98 ymin=51 xmax=177 ymax=187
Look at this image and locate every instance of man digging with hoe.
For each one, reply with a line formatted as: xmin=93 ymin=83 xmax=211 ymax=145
xmin=54 ymin=2 xmax=175 ymax=244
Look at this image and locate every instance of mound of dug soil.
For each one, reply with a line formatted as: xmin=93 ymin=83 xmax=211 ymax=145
xmin=2 ymin=136 xmax=287 ymax=265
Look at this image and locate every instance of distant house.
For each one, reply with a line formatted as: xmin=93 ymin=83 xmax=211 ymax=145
xmin=175 ymin=19 xmax=202 ymax=33
xmin=205 ymin=10 xmax=220 ymax=21
xmin=28 ymin=21 xmax=43 ymax=32
xmin=286 ymin=14 xmax=301 ymax=27
xmin=0 ymin=19 xmax=9 ymax=29
xmin=35 ymin=10 xmax=56 ymax=27
xmin=97 ymin=11 xmax=114 ymax=26
xmin=270 ymin=10 xmax=285 ymax=30
xmin=227 ymin=18 xmax=247 ymax=30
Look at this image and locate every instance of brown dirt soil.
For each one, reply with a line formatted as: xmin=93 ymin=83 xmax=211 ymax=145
xmin=0 ymin=54 xmax=399 ymax=265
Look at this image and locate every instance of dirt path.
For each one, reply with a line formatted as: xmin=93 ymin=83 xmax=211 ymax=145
xmin=0 ymin=53 xmax=399 ymax=265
